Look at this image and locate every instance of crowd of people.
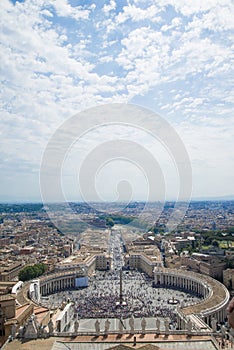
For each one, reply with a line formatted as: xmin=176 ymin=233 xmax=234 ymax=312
xmin=56 ymin=269 xmax=201 ymax=321
xmin=45 ymin=230 xmax=201 ymax=321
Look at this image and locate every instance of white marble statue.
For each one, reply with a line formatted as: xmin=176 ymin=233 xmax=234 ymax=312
xmin=95 ymin=319 xmax=100 ymax=335
xmin=211 ymin=317 xmax=217 ymax=332
xmin=164 ymin=319 xmax=170 ymax=333
xmin=119 ymin=318 xmax=124 ymax=334
xmin=18 ymin=326 xmax=24 ymax=338
xmin=186 ymin=319 xmax=192 ymax=333
xmin=10 ymin=323 xmax=17 ymax=338
xmin=156 ymin=318 xmax=160 ymax=332
xmin=24 ymin=317 xmax=38 ymax=339
xmin=221 ymin=324 xmax=227 ymax=339
xmin=48 ymin=318 xmax=54 ymax=335
xmin=74 ymin=319 xmax=79 ymax=333
xmin=141 ymin=317 xmax=146 ymax=333
xmin=104 ymin=319 xmax=110 ymax=334
xmin=129 ymin=315 xmax=134 ymax=333
xmin=37 ymin=325 xmax=44 ymax=338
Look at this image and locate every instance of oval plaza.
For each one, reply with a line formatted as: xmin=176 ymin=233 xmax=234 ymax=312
xmin=28 ymin=228 xmax=230 ymax=334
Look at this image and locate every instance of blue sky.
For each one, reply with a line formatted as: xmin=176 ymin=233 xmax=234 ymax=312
xmin=0 ymin=0 xmax=234 ymax=202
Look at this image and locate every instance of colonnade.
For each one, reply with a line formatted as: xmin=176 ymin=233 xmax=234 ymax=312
xmin=32 ymin=265 xmax=230 ymax=332
xmin=154 ymin=268 xmax=230 ymax=325
xmin=39 ymin=273 xmax=77 ymax=296
xmin=154 ymin=269 xmax=210 ymax=297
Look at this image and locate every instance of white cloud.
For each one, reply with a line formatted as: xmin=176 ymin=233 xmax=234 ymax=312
xmin=161 ymin=17 xmax=182 ymax=32
xmin=0 ymin=0 xmax=233 ymax=199
xmin=103 ymin=0 xmax=116 ymax=14
xmin=116 ymin=4 xmax=161 ymax=24
xmin=186 ymin=4 xmax=234 ymax=34
xmin=41 ymin=9 xmax=53 ymax=17
xmin=51 ymin=0 xmax=90 ymax=20
xmin=89 ymin=4 xmax=96 ymax=11
xmin=157 ymin=0 xmax=233 ymax=17
xmin=172 ymin=97 xmax=206 ymax=111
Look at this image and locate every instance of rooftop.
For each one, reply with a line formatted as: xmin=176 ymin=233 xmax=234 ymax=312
xmin=2 ymin=334 xmax=219 ymax=350
xmin=0 ymin=293 xmax=15 ymax=301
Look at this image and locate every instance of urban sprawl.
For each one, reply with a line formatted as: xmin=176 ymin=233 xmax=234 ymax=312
xmin=0 ymin=201 xmax=234 ymax=350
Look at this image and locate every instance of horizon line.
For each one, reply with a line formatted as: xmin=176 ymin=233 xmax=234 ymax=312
xmin=0 ymin=197 xmax=234 ymax=204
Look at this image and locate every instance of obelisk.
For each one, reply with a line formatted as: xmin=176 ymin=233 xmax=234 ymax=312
xmin=119 ymin=269 xmax=123 ymax=305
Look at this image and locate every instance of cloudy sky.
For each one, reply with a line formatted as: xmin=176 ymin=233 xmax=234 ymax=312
xmin=0 ymin=0 xmax=234 ymax=202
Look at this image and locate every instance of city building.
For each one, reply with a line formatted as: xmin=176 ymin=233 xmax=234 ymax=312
xmin=223 ymin=268 xmax=234 ymax=291
xmin=0 ymin=294 xmax=16 ymax=336
xmin=124 ymin=238 xmax=163 ymax=277
xmin=181 ymin=253 xmax=226 ymax=280
xmin=3 ymin=303 xmax=34 ymax=338
xmin=0 ymin=262 xmax=24 ymax=282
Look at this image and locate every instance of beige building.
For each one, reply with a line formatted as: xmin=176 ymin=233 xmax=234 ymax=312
xmin=0 ymin=262 xmax=24 ymax=282
xmin=223 ymin=269 xmax=234 ymax=290
xmin=55 ymin=250 xmax=111 ymax=275
xmin=4 ymin=303 xmax=34 ymax=337
xmin=4 ymin=304 xmax=50 ymax=338
xmin=124 ymin=243 xmax=163 ymax=277
xmin=199 ymin=259 xmax=226 ymax=280
xmin=181 ymin=253 xmax=226 ymax=280
xmin=0 ymin=281 xmax=16 ymax=295
xmin=124 ymin=253 xmax=158 ymax=277
xmin=95 ymin=254 xmax=111 ymax=270
xmin=0 ymin=294 xmax=16 ymax=336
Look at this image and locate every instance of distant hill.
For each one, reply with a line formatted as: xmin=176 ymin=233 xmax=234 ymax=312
xmin=192 ymin=195 xmax=234 ymax=201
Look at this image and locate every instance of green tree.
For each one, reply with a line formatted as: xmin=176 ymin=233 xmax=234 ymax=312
xmin=19 ymin=263 xmax=47 ymax=281
xmin=212 ymin=240 xmax=219 ymax=247
xmin=204 ymin=236 xmax=212 ymax=245
xmin=106 ymin=217 xmax=114 ymax=227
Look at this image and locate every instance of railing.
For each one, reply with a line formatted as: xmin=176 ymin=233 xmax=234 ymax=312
xmin=52 ymin=328 xmax=214 ymax=337
xmin=199 ymin=287 xmax=230 ymax=316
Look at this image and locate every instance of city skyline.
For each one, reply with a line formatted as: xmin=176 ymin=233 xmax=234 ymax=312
xmin=1 ymin=0 xmax=233 ymax=202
